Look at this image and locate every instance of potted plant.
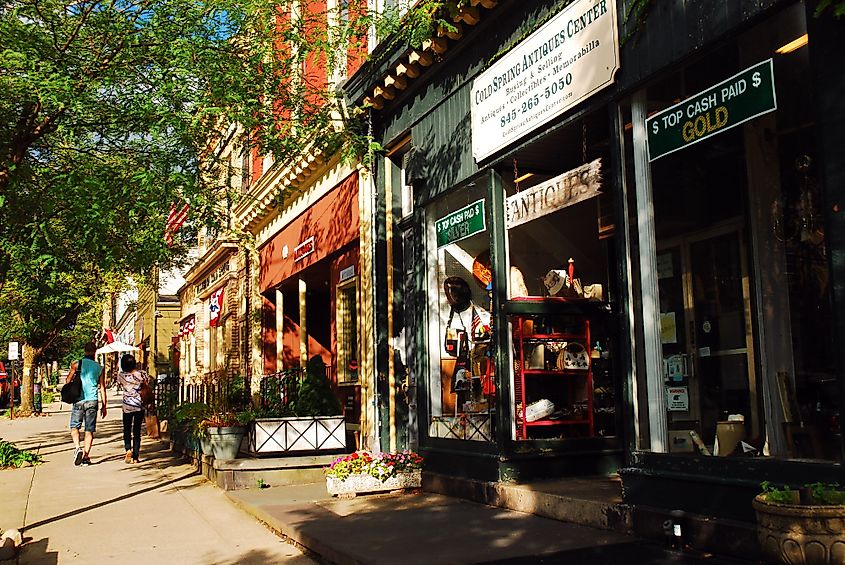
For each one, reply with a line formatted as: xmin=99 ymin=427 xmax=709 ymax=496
xmin=248 ymin=356 xmax=346 ymax=455
xmin=170 ymin=402 xmax=211 ymax=453
xmin=753 ymin=481 xmax=845 ymax=565
xmin=325 ymin=450 xmax=423 ymax=497
xmin=205 ymin=374 xmax=251 ymax=461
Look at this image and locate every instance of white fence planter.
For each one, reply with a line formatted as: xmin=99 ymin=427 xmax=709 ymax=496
xmin=326 ymin=470 xmax=422 ymax=496
xmin=248 ymin=416 xmax=345 ymax=454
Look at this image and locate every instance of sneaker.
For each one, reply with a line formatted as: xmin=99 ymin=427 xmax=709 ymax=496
xmin=73 ymin=447 xmax=83 ymax=466
xmin=81 ymin=457 xmax=91 ymax=466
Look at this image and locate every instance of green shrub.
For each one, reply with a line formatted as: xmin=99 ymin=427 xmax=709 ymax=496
xmin=0 ymin=440 xmax=42 ymax=468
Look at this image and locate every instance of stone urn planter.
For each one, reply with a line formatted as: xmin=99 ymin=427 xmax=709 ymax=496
xmin=753 ymin=494 xmax=845 ymax=565
xmin=326 ymin=470 xmax=422 ymax=497
xmin=207 ymin=426 xmax=246 ymax=460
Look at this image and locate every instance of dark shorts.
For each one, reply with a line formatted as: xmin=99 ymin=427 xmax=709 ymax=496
xmin=69 ymin=400 xmax=98 ymax=432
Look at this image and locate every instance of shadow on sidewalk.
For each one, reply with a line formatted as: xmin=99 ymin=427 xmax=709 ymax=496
xmin=22 ymin=468 xmax=201 ymax=533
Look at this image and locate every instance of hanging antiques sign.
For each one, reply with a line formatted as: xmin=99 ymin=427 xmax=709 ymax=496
xmin=647 ymin=59 xmax=777 ymax=161
xmin=435 ymin=199 xmax=486 ymax=248
xmin=506 ymin=158 xmax=602 ymax=229
xmin=470 ymin=0 xmax=619 ymax=162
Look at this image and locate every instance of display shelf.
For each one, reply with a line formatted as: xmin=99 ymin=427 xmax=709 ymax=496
xmin=512 ymin=312 xmax=595 ymax=440
xmin=504 ymin=297 xmax=610 ymax=316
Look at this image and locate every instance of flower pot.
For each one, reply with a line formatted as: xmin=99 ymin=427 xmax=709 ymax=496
xmin=753 ymin=494 xmax=845 ymax=565
xmin=199 ymin=434 xmax=213 ymax=456
xmin=207 ymin=426 xmax=246 ymax=460
xmin=326 ymin=470 xmax=421 ymax=497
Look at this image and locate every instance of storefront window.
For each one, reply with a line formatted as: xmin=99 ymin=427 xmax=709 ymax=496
xmin=504 ymin=112 xmax=618 ymax=441
xmin=425 ymin=182 xmax=495 ymax=442
xmin=634 ymin=4 xmax=838 ymax=460
xmin=337 ymin=279 xmax=359 ymax=383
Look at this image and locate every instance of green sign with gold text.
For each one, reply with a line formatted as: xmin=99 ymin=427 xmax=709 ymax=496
xmin=435 ymin=199 xmax=486 ymax=248
xmin=647 ymin=59 xmax=776 ymax=161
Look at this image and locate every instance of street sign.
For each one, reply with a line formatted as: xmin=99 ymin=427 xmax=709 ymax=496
xmin=646 ymin=59 xmax=777 ymax=161
xmin=435 ymin=199 xmax=486 ymax=248
xmin=8 ymin=341 xmax=19 ymax=361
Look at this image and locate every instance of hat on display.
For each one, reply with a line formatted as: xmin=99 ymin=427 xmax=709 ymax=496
xmin=472 ymin=251 xmax=492 ymax=288
xmin=543 ymin=269 xmax=568 ymax=297
xmin=444 ymin=276 xmax=472 ymax=312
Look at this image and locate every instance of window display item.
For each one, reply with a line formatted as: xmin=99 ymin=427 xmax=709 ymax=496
xmin=443 ymin=307 xmax=466 ymax=356
xmin=472 ymin=251 xmax=493 ymax=287
xmin=527 ymin=343 xmax=545 ymax=369
xmin=558 ymin=342 xmax=590 ymax=371
xmin=451 ymin=331 xmax=471 ymax=392
xmin=470 ymin=306 xmax=491 ymax=342
xmin=524 ymin=399 xmax=555 ymax=422
xmin=511 ymin=266 xmax=530 ymax=297
xmin=443 ymin=276 xmax=472 ymax=312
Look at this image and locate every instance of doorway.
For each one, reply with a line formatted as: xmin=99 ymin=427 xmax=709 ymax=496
xmin=657 ymin=222 xmax=759 ymax=452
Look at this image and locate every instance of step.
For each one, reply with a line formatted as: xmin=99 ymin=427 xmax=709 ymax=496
xmin=423 ymin=471 xmax=632 ymax=533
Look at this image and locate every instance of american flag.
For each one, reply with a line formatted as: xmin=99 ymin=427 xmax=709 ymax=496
xmin=164 ymin=202 xmax=190 ymax=245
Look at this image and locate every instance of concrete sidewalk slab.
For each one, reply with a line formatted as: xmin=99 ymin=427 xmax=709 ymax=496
xmin=1 ymin=399 xmax=314 ymax=564
xmin=227 ymin=483 xmax=637 ymax=565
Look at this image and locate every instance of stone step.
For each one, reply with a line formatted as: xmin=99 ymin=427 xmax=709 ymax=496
xmin=424 ymin=472 xmax=632 ymax=533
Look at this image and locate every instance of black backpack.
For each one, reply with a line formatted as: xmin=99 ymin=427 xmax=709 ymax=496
xmin=60 ymin=359 xmax=83 ymax=404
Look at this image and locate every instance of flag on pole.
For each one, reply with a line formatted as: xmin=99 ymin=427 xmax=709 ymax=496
xmin=209 ymin=287 xmax=224 ymax=327
xmin=164 ymin=202 xmax=190 ymax=245
xmin=103 ymin=328 xmax=116 ymax=343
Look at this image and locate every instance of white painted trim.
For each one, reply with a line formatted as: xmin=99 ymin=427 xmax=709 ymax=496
xmin=632 ymin=90 xmax=668 ymax=453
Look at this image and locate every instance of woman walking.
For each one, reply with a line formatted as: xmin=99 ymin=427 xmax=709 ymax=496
xmin=116 ymin=354 xmax=148 ymax=464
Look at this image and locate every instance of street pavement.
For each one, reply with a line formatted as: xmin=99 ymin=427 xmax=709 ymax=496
xmin=0 ymin=397 xmax=313 ymax=565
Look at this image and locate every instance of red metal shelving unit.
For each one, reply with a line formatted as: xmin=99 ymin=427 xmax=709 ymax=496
xmin=513 ymin=315 xmax=595 ymax=440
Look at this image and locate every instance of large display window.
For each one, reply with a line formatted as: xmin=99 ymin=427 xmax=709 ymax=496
xmin=631 ymin=4 xmax=839 ymax=461
xmin=503 ymin=112 xmax=619 ymax=441
xmin=425 ymin=183 xmax=495 ymax=442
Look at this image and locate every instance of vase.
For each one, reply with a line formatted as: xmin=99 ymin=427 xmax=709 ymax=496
xmin=326 ymin=470 xmax=421 ymax=497
xmin=753 ymin=495 xmax=845 ymax=565
xmin=207 ymin=426 xmax=246 ymax=460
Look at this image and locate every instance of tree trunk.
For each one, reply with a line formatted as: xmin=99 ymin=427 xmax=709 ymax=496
xmin=19 ymin=343 xmax=40 ymax=416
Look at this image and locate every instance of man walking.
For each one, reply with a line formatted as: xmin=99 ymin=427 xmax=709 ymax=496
xmin=68 ymin=342 xmax=107 ymax=466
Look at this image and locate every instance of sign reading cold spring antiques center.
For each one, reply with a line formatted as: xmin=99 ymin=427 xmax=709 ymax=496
xmin=471 ymin=0 xmax=619 ymax=162
xmin=436 ymin=199 xmax=486 ymax=248
xmin=506 ymin=158 xmax=602 ymax=229
xmin=647 ymin=59 xmax=777 ymax=161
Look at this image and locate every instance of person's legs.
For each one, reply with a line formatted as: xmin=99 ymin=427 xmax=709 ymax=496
xmin=69 ymin=403 xmax=84 ymax=465
xmin=81 ymin=400 xmax=98 ymax=463
xmin=131 ymin=411 xmax=143 ymax=461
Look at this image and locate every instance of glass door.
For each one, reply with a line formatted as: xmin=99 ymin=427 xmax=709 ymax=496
xmin=659 ymin=225 xmax=758 ymax=454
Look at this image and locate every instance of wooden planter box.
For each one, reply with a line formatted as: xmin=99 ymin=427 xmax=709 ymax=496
xmin=326 ymin=470 xmax=422 ymax=497
xmin=753 ymin=494 xmax=845 ymax=565
xmin=248 ymin=416 xmax=345 ymax=455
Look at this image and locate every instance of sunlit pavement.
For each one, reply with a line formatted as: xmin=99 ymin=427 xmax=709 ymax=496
xmin=0 ymin=398 xmax=313 ymax=564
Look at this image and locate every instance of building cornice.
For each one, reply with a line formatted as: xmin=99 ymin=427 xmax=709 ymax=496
xmin=183 ymin=239 xmax=239 ymax=286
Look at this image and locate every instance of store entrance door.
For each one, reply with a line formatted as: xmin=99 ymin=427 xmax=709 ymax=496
xmin=658 ymin=223 xmax=758 ymax=453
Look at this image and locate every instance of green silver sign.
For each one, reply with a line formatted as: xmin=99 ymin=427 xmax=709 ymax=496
xmin=435 ymin=199 xmax=486 ymax=248
xmin=647 ymin=59 xmax=777 ymax=161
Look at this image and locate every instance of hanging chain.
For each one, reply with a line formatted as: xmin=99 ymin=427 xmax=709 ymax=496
xmin=513 ymin=158 xmax=520 ymax=192
xmin=582 ymin=122 xmax=587 ymax=164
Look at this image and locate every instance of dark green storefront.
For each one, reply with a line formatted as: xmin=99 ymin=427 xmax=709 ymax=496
xmin=344 ymin=0 xmax=845 ymax=556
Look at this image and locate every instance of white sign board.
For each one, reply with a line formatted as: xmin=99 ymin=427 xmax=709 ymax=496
xmin=471 ymin=0 xmax=619 ymax=161
xmin=505 ymin=159 xmax=602 ymax=229
xmin=666 ymin=386 xmax=690 ymax=412
xmin=8 ymin=341 xmax=19 ymax=361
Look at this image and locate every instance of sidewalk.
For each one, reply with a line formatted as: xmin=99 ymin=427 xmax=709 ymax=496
xmin=226 ymin=477 xmax=751 ymax=564
xmin=0 ymin=398 xmax=312 ymax=564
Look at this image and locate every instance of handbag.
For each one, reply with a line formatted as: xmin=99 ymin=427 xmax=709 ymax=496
xmin=557 ymin=342 xmax=590 ymax=371
xmin=138 ymin=376 xmax=154 ymax=406
xmin=60 ymin=359 xmax=83 ymax=404
xmin=451 ymin=331 xmax=471 ymax=392
xmin=145 ymin=412 xmax=160 ymax=439
xmin=444 ymin=307 xmax=466 ymax=356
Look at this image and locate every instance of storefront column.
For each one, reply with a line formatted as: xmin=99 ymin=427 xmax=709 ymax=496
xmin=275 ymin=289 xmax=284 ymax=370
xmin=358 ymin=165 xmax=378 ymax=451
xmin=631 ymin=89 xmax=668 ymax=452
xmin=299 ymin=279 xmax=307 ymax=367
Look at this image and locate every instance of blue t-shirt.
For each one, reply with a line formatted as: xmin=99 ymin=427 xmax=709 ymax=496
xmin=78 ymin=358 xmax=102 ymax=402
